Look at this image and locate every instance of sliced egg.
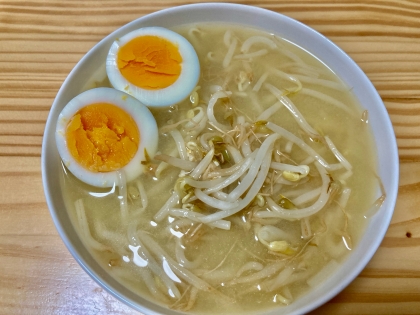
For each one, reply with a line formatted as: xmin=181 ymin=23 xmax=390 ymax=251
xmin=56 ymin=87 xmax=158 ymax=187
xmin=106 ymin=27 xmax=200 ymax=107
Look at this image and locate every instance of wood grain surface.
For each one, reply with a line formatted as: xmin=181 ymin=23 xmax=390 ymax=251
xmin=1 ymin=0 xmax=419 ymax=314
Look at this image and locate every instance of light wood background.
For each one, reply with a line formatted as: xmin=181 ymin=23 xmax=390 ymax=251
xmin=1 ymin=0 xmax=419 ymax=314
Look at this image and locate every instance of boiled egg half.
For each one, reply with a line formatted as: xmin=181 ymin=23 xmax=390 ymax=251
xmin=106 ymin=27 xmax=200 ymax=107
xmin=56 ymin=87 xmax=158 ymax=187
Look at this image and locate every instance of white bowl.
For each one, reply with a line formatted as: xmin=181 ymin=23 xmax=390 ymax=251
xmin=42 ymin=3 xmax=399 ymax=314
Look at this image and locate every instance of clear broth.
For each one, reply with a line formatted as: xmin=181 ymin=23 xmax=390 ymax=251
xmin=60 ymin=23 xmax=378 ymax=314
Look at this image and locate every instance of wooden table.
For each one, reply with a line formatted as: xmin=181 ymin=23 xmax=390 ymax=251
xmin=1 ymin=1 xmax=419 ymax=314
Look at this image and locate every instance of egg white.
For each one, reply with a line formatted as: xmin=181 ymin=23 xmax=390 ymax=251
xmin=106 ymin=27 xmax=200 ymax=107
xmin=55 ymin=87 xmax=158 ymax=188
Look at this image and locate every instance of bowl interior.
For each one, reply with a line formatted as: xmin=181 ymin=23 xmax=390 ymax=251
xmin=42 ymin=3 xmax=399 ymax=315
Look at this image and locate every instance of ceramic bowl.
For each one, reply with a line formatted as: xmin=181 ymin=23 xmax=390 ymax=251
xmin=42 ymin=3 xmax=399 ymax=314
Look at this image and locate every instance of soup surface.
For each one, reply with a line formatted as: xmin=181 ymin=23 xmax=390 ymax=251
xmin=60 ymin=23 xmax=380 ymax=314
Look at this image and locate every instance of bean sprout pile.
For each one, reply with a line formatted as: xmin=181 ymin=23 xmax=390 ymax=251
xmin=68 ymin=25 xmax=385 ymax=313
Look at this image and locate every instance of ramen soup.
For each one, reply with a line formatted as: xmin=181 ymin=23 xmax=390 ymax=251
xmin=59 ymin=23 xmax=383 ymax=314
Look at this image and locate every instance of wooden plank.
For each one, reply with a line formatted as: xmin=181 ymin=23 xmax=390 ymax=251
xmin=0 ymin=0 xmax=419 ymax=314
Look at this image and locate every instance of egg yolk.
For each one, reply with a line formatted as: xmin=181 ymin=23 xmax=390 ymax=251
xmin=117 ymin=35 xmax=182 ymax=90
xmin=65 ymin=103 xmax=139 ymax=173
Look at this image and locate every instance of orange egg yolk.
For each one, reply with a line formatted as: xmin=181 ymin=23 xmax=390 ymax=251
xmin=65 ymin=103 xmax=140 ymax=173
xmin=117 ymin=35 xmax=182 ymax=90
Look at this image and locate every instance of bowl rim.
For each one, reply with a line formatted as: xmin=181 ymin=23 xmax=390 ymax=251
xmin=41 ymin=2 xmax=399 ymax=315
